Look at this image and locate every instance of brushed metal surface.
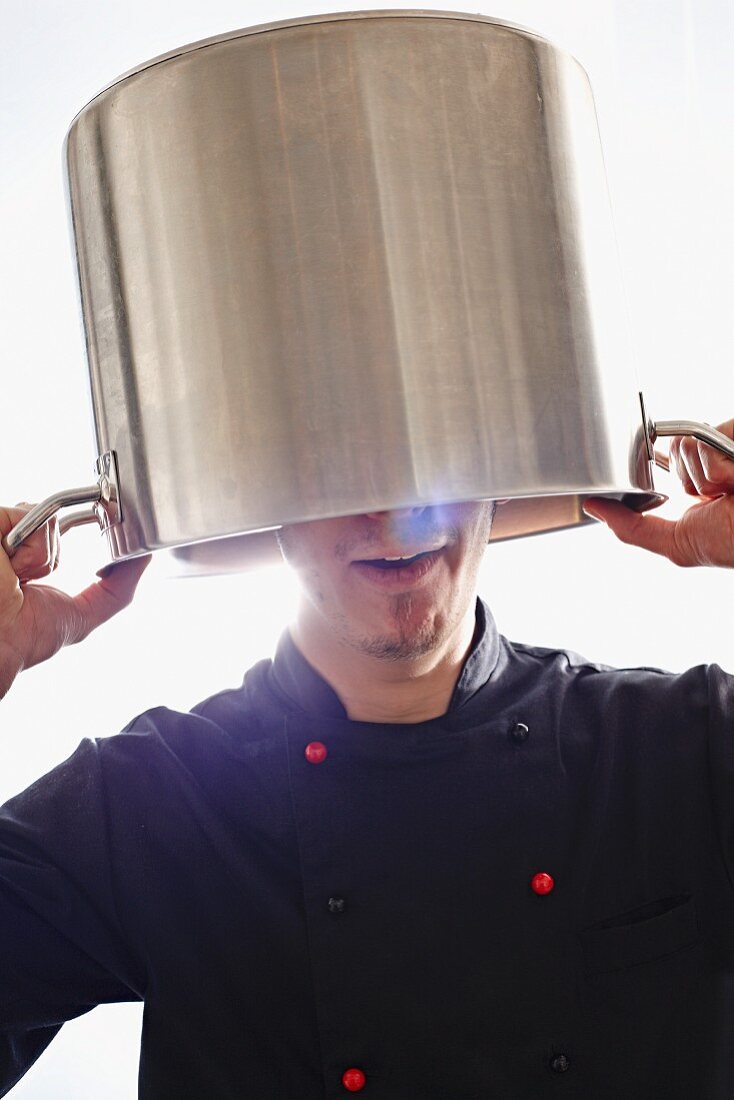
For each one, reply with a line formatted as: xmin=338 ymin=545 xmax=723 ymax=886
xmin=64 ymin=9 xmax=662 ymax=569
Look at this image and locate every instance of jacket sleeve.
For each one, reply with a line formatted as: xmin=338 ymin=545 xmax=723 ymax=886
xmin=0 ymin=737 xmax=144 ymax=1095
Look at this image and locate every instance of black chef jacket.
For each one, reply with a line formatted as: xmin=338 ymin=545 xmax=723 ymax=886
xmin=1 ymin=597 xmax=734 ymax=1099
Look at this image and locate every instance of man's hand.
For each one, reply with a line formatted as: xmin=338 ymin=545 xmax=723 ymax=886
xmin=0 ymin=503 xmax=150 ymax=699
xmin=582 ymin=418 xmax=734 ymax=568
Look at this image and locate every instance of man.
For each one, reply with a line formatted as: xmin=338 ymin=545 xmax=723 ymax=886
xmin=0 ymin=426 xmax=733 ymax=1098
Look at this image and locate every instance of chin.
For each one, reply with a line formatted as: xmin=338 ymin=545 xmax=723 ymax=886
xmin=358 ymin=631 xmax=439 ymax=662
xmin=359 ymin=599 xmax=447 ymax=660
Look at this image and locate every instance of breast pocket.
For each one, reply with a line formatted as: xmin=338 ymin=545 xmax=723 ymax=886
xmin=578 ymin=893 xmax=700 ymax=977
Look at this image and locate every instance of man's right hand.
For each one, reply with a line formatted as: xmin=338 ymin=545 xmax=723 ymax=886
xmin=0 ymin=503 xmax=150 ymax=699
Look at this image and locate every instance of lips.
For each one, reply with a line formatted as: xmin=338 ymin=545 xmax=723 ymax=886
xmin=351 ymin=548 xmax=444 ymax=588
xmin=357 ymin=551 xmax=433 ymax=570
xmin=355 ymin=546 xmax=445 ymax=564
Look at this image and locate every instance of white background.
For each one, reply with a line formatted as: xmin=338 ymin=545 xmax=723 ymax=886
xmin=0 ymin=0 xmax=732 ymax=1094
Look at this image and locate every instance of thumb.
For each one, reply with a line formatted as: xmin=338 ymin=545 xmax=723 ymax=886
xmin=68 ymin=554 xmax=152 ymax=642
xmin=582 ymin=498 xmax=680 ymax=562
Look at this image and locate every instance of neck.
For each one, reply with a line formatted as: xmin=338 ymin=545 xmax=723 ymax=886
xmin=289 ymin=599 xmax=481 ymax=723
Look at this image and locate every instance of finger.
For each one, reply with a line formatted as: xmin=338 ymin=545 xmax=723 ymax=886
xmin=582 ymin=498 xmax=688 ymax=564
xmin=10 ymin=504 xmax=58 ymax=552
xmin=15 ymin=511 xmax=55 ymax=582
xmin=0 ymin=506 xmax=49 ymax=595
xmin=12 ymin=527 xmax=54 ymax=582
xmin=669 ymin=438 xmax=700 ymax=497
xmin=66 ymin=555 xmax=152 ymax=643
xmin=17 ymin=563 xmax=56 ymax=585
xmin=50 ymin=520 xmax=60 ymax=572
xmin=678 ymin=438 xmax=715 ymax=498
xmin=39 ymin=514 xmax=60 ymax=576
xmin=697 ymin=430 xmax=734 ymax=492
xmin=675 ymin=421 xmax=734 ymax=497
xmin=3 ymin=503 xmax=53 ymax=577
xmin=0 ymin=503 xmax=37 ymax=537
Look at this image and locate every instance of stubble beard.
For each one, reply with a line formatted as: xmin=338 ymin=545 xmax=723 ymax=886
xmin=352 ymin=592 xmax=443 ymax=662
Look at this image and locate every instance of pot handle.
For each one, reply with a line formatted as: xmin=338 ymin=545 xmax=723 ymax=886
xmin=638 ymin=393 xmax=734 ymax=474
xmin=1 ymin=451 xmax=121 ymax=558
xmin=649 ymin=420 xmax=734 ymax=473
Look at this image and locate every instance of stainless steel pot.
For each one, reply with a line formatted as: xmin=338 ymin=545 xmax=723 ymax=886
xmin=5 ymin=10 xmax=733 ymax=571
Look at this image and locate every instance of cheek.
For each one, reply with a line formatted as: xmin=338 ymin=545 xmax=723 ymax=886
xmin=294 ymin=558 xmax=326 ymax=604
xmin=452 ymin=536 xmax=488 ymax=584
xmin=279 ymin=522 xmax=358 ymax=610
xmin=300 ymin=556 xmax=344 ymax=609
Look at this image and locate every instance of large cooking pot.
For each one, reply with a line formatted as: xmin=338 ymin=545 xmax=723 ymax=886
xmin=5 ymin=10 xmax=733 ymax=572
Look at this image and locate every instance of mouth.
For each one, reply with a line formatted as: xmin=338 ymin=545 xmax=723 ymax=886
xmin=356 ymin=550 xmax=436 ymax=569
xmin=351 ymin=547 xmax=445 ymax=588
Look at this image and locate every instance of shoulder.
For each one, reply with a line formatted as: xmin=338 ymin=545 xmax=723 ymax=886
xmin=94 ymin=655 xmax=281 ymax=774
xmin=502 ymin=634 xmax=734 ymax=734
xmin=488 ymin=641 xmax=734 ymax=821
xmin=74 ymin=657 xmax=291 ymax=831
xmin=505 ymin=633 xmax=719 ymax=703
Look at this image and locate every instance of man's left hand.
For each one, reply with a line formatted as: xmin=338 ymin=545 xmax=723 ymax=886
xmin=582 ymin=419 xmax=734 ymax=568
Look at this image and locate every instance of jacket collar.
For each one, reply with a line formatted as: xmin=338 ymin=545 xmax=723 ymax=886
xmin=269 ymin=596 xmax=501 ymax=722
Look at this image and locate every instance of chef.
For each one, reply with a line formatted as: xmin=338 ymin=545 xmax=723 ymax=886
xmin=0 ymin=424 xmax=733 ymax=1099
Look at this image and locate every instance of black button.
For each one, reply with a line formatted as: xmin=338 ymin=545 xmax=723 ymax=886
xmin=328 ymin=896 xmax=346 ymax=914
xmin=509 ymin=721 xmax=530 ymax=745
xmin=550 ymin=1053 xmax=570 ymax=1074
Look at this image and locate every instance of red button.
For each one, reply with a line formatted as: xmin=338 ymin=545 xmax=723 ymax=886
xmin=531 ymin=872 xmax=555 ymax=895
xmin=342 ymin=1067 xmax=366 ymax=1092
xmin=304 ymin=741 xmax=328 ymax=764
